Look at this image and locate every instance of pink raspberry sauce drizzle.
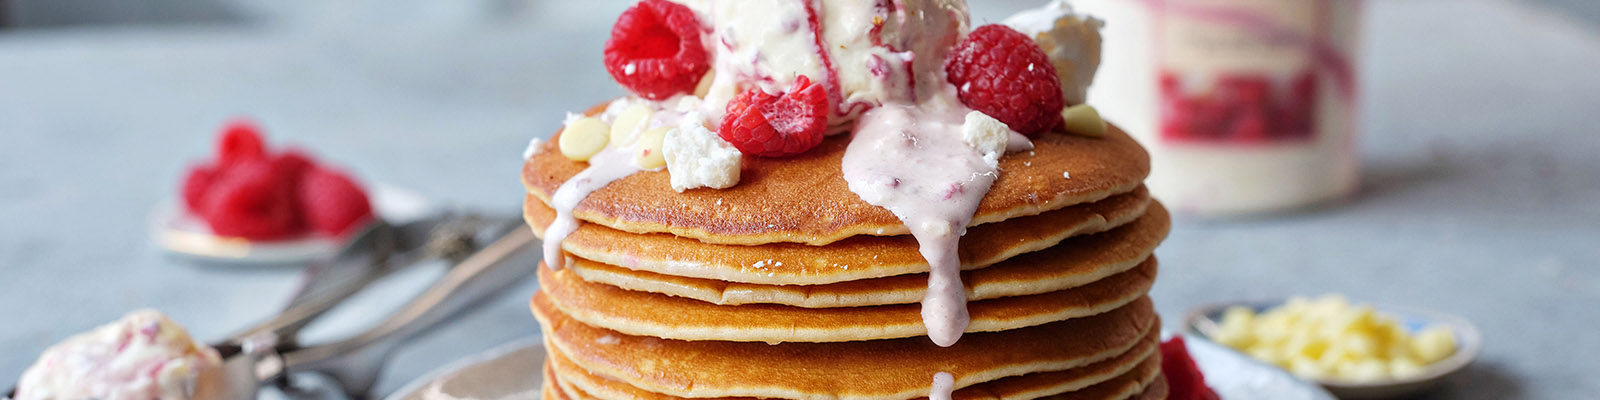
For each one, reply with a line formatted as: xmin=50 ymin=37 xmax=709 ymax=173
xmin=930 ymin=371 xmax=956 ymax=400
xmin=542 ymin=147 xmax=641 ymax=270
xmin=842 ymin=98 xmax=1029 ymax=347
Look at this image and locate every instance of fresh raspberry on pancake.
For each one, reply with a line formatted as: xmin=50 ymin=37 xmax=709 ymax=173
xmin=719 ymin=75 xmax=829 ymax=157
xmin=296 ymin=167 xmax=374 ymax=236
xmin=604 ymin=0 xmax=709 ymax=100
xmin=945 ymin=24 xmax=1066 ymax=137
xmin=202 ymin=159 xmax=301 ymax=239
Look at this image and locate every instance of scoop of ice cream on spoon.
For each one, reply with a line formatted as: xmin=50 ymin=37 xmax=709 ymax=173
xmin=14 ymin=310 xmax=221 ymax=400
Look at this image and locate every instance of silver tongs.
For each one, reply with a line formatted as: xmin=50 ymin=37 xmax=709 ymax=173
xmin=186 ymin=213 xmax=537 ymax=399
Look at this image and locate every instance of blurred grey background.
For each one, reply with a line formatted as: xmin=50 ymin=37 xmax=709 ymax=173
xmin=1 ymin=0 xmax=1597 ymax=399
xmin=3 ymin=0 xmax=1598 ymax=28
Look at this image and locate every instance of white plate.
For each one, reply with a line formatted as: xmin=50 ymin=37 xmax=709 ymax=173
xmin=1181 ymin=332 xmax=1338 ymax=400
xmin=153 ymin=183 xmax=432 ymax=264
xmin=386 ymin=337 xmax=545 ymax=400
xmin=385 ymin=333 xmax=1334 ymax=400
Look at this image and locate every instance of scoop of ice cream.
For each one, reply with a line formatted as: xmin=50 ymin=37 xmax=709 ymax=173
xmin=683 ymin=0 xmax=970 ymax=129
xmin=1004 ymin=0 xmax=1103 ymax=105
xmin=15 ymin=310 xmax=222 ymax=400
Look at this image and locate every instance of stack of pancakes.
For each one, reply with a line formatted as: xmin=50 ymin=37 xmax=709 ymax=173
xmin=522 ymin=123 xmax=1169 ymax=400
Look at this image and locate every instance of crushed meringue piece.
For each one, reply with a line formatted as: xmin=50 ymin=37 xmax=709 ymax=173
xmin=663 ymin=113 xmax=742 ymax=191
xmin=522 ymin=137 xmax=544 ymax=160
xmin=961 ymin=111 xmax=1013 ymax=167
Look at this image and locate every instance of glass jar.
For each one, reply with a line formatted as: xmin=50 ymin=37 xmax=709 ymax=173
xmin=1076 ymin=0 xmax=1364 ymax=216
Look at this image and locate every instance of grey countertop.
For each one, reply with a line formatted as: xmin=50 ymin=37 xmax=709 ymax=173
xmin=2 ymin=0 xmax=1597 ymax=398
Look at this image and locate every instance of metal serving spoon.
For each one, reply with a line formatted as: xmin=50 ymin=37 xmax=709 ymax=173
xmin=7 ymin=213 xmax=538 ymax=400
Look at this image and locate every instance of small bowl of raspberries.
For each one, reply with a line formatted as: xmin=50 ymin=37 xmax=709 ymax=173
xmin=157 ymin=119 xmax=425 ymax=263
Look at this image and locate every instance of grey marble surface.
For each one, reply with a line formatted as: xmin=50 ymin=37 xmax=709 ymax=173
xmin=1 ymin=0 xmax=1596 ymax=398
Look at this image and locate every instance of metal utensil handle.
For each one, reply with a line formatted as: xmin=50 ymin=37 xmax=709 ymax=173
xmin=277 ymin=226 xmax=537 ymax=396
xmin=220 ymin=223 xmax=405 ymax=348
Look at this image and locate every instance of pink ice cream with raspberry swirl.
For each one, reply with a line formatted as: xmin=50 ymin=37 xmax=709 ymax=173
xmin=14 ymin=310 xmax=221 ymax=400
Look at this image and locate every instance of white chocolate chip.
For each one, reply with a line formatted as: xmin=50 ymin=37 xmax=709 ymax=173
xmin=694 ymin=70 xmax=716 ymax=99
xmin=663 ymin=114 xmax=742 ymax=192
xmin=633 ymin=126 xmax=671 ymax=169
xmin=610 ymin=104 xmax=654 ymax=146
xmin=1060 ymin=104 xmax=1108 ymax=137
xmin=961 ymin=111 xmax=1012 ymax=167
xmin=558 ymin=117 xmax=610 ymax=161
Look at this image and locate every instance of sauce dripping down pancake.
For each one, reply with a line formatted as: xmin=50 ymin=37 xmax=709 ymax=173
xmin=931 ymin=372 xmax=957 ymax=400
xmin=544 ymin=146 xmax=641 ymax=270
xmin=843 ymin=93 xmax=1033 ymax=347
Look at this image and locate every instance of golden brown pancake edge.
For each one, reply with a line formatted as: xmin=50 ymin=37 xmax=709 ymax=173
xmin=523 ymin=123 xmax=1149 ymax=246
xmin=543 ymin=330 xmax=1160 ymax=400
xmin=523 ymin=189 xmax=1156 ymax=285
xmin=557 ymin=203 xmax=1168 ymax=307
xmin=530 ymin=293 xmax=1157 ymax=400
xmin=536 ymin=259 xmax=1157 ymax=343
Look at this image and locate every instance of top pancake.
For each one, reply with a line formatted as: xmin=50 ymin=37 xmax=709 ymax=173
xmin=523 ymin=122 xmax=1150 ymax=246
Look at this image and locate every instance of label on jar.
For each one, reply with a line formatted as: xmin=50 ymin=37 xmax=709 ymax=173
xmin=1069 ymin=0 xmax=1363 ymax=215
xmin=1155 ymin=0 xmax=1353 ymax=145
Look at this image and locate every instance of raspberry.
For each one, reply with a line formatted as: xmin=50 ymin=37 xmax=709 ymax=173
xmin=1159 ymin=336 xmax=1220 ymax=400
xmin=181 ymin=164 xmax=218 ymax=213
xmin=272 ymin=149 xmax=317 ymax=187
xmin=217 ymin=119 xmax=267 ymax=165
xmin=944 ymin=24 xmax=1066 ymax=137
xmin=604 ymin=0 xmax=709 ymax=100
xmin=297 ymin=167 xmax=374 ymax=236
xmin=202 ymin=159 xmax=301 ymax=239
xmin=719 ymin=75 xmax=829 ymax=157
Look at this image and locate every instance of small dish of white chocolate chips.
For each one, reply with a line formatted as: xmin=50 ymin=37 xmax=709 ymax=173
xmin=1185 ymin=295 xmax=1482 ymax=399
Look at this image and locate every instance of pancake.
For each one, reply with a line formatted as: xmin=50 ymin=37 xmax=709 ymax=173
xmin=1005 ymin=356 xmax=1161 ymax=400
xmin=523 ymin=123 xmax=1150 ymax=246
xmin=1045 ymin=361 xmax=1164 ymax=400
xmin=547 ymin=382 xmax=569 ymax=400
xmin=561 ymin=205 xmax=1168 ymax=307
xmin=536 ymin=259 xmax=1156 ymax=343
xmin=525 ymin=188 xmax=1152 ymax=285
xmin=547 ymin=333 xmax=1167 ymax=400
xmin=545 ymin=361 xmax=570 ymax=400
xmin=551 ymin=369 xmax=1163 ymax=400
xmin=545 ymin=330 xmax=1158 ymax=400
xmin=1132 ymin=376 xmax=1167 ymax=400
xmin=532 ymin=293 xmax=1157 ymax=400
